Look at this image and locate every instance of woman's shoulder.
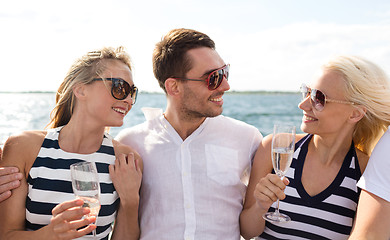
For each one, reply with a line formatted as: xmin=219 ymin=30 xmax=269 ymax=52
xmin=10 ymin=130 xmax=46 ymax=139
xmin=296 ymin=133 xmax=307 ymax=141
xmin=1 ymin=130 xmax=47 ymax=174
xmin=261 ymin=133 xmax=307 ymax=146
xmin=5 ymin=130 xmax=46 ymax=150
xmin=356 ymin=148 xmax=369 ymax=173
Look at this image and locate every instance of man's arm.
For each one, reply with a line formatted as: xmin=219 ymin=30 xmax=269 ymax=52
xmin=349 ymin=190 xmax=390 ymax=240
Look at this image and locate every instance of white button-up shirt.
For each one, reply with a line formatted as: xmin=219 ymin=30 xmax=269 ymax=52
xmin=116 ymin=108 xmax=262 ymax=239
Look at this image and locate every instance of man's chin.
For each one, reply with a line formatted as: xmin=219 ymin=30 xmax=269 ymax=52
xmin=207 ymin=109 xmax=223 ymax=118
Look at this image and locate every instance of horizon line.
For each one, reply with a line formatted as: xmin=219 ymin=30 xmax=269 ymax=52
xmin=0 ymin=90 xmax=299 ymax=94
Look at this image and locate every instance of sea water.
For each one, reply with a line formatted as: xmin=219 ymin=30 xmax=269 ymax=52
xmin=0 ymin=92 xmax=303 ymax=143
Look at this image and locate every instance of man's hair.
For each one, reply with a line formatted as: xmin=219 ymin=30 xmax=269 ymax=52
xmin=152 ymin=28 xmax=215 ymax=93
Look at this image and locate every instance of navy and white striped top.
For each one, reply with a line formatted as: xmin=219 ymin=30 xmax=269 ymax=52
xmin=26 ymin=127 xmax=119 ymax=240
xmin=259 ymin=134 xmax=361 ymax=240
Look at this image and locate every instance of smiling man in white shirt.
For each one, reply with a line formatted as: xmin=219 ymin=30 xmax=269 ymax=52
xmin=116 ymin=28 xmax=262 ymax=239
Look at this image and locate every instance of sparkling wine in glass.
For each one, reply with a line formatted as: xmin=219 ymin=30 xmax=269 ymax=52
xmin=263 ymin=124 xmax=296 ymax=223
xmin=70 ymin=161 xmax=101 ymax=238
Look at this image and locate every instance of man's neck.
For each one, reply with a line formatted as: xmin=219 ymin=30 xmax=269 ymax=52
xmin=163 ymin=110 xmax=206 ymax=141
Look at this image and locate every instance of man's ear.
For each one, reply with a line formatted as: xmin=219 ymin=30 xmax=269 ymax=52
xmin=349 ymin=105 xmax=367 ymax=123
xmin=165 ymin=78 xmax=181 ymax=97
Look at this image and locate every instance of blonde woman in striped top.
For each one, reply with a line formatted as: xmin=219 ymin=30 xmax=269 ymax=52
xmin=0 ymin=46 xmax=142 ymax=240
xmin=240 ymin=55 xmax=390 ymax=240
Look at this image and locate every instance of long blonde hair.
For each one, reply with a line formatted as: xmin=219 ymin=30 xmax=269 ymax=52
xmin=47 ymin=46 xmax=132 ymax=128
xmin=324 ymin=55 xmax=390 ymax=155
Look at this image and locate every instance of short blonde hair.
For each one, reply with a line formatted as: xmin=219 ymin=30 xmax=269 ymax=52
xmin=323 ymin=55 xmax=390 ymax=155
xmin=48 ymin=46 xmax=132 ymax=128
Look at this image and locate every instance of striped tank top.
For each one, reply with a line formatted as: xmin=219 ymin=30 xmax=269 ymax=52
xmin=259 ymin=134 xmax=361 ymax=240
xmin=26 ymin=127 xmax=119 ymax=240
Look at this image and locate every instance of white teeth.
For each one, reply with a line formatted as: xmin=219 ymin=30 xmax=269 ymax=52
xmin=304 ymin=115 xmax=316 ymax=121
xmin=112 ymin=107 xmax=126 ymax=114
xmin=210 ymin=97 xmax=222 ymax=102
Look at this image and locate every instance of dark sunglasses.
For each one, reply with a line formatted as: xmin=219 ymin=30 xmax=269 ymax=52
xmin=300 ymin=83 xmax=354 ymax=111
xmin=92 ymin=78 xmax=138 ymax=104
xmin=173 ymin=64 xmax=230 ymax=90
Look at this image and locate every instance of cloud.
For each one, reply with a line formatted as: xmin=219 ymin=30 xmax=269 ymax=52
xmin=217 ymin=22 xmax=390 ymax=92
xmin=1 ymin=1 xmax=390 ymax=93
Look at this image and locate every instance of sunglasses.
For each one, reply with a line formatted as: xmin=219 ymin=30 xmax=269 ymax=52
xmin=174 ymin=64 xmax=230 ymax=90
xmin=92 ymin=78 xmax=138 ymax=104
xmin=300 ymin=83 xmax=354 ymax=111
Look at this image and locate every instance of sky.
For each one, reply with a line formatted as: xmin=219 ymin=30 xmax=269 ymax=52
xmin=1 ymin=0 xmax=390 ymax=93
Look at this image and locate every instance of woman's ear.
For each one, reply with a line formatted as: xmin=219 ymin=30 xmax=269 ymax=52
xmin=73 ymin=83 xmax=87 ymax=100
xmin=165 ymin=78 xmax=180 ymax=97
xmin=350 ymin=105 xmax=367 ymax=123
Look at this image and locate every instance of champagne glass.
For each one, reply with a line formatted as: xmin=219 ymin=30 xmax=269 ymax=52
xmin=263 ymin=124 xmax=296 ymax=223
xmin=70 ymin=161 xmax=101 ymax=238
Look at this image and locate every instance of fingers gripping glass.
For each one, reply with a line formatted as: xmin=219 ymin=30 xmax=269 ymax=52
xmin=263 ymin=124 xmax=296 ymax=223
xmin=93 ymin=78 xmax=138 ymax=104
xmin=70 ymin=161 xmax=101 ymax=239
xmin=173 ymin=64 xmax=230 ymax=90
xmin=300 ymin=83 xmax=354 ymax=111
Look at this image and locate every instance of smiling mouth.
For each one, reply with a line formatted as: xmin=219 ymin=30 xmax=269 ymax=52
xmin=210 ymin=97 xmax=223 ymax=102
xmin=112 ymin=107 xmax=126 ymax=114
xmin=304 ymin=115 xmax=316 ymax=121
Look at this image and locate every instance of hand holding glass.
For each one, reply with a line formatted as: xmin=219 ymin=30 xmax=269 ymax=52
xmin=263 ymin=124 xmax=296 ymax=223
xmin=70 ymin=161 xmax=101 ymax=238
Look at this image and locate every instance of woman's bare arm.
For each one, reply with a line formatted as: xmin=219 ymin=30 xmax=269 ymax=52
xmin=110 ymin=141 xmax=143 ymax=240
xmin=0 ymin=131 xmax=95 ymax=240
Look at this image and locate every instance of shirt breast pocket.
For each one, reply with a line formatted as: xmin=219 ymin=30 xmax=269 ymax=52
xmin=206 ymin=144 xmax=239 ymax=186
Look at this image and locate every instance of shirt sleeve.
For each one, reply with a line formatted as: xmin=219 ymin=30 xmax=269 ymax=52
xmin=357 ymin=129 xmax=390 ymax=202
xmin=249 ymin=128 xmax=262 ymax=164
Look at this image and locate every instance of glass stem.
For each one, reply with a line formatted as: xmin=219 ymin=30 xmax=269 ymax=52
xmin=92 ymin=216 xmax=97 ymax=239
xmin=275 ymin=199 xmax=281 ymax=215
xmin=274 ymin=175 xmax=283 ymax=216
